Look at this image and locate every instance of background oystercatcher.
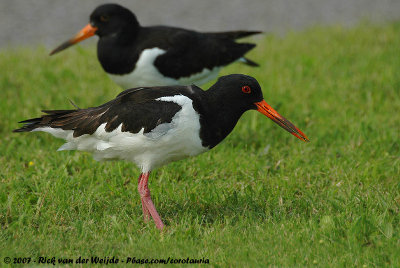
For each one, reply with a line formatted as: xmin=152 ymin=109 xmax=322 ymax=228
xmin=14 ymin=74 xmax=308 ymax=230
xmin=49 ymin=4 xmax=261 ymax=88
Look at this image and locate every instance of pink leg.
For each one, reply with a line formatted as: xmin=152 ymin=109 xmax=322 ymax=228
xmin=138 ymin=174 xmax=150 ymax=222
xmin=138 ymin=172 xmax=165 ymax=230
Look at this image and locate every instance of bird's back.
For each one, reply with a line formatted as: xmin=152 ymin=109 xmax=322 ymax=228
xmin=14 ymin=86 xmax=209 ymax=171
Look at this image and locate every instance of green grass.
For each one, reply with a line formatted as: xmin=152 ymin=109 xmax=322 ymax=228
xmin=1 ymin=22 xmax=400 ymax=266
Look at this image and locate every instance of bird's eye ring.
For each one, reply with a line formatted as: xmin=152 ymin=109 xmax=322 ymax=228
xmin=100 ymin=15 xmax=110 ymax=22
xmin=242 ymin=86 xmax=251 ymax=94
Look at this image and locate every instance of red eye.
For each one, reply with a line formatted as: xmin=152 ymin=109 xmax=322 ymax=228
xmin=100 ymin=15 xmax=110 ymax=22
xmin=242 ymin=86 xmax=251 ymax=94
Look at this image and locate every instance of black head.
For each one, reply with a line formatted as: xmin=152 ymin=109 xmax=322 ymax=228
xmin=207 ymin=74 xmax=309 ymax=142
xmin=50 ymin=4 xmax=139 ymax=55
xmin=208 ymin=74 xmax=264 ymax=112
xmin=89 ymin=4 xmax=140 ymax=38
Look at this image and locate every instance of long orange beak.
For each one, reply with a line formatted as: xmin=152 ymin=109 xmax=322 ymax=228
xmin=255 ymin=100 xmax=309 ymax=142
xmin=50 ymin=24 xmax=98 ymax=55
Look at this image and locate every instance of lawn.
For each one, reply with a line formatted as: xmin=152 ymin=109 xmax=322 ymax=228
xmin=1 ymin=22 xmax=399 ymax=266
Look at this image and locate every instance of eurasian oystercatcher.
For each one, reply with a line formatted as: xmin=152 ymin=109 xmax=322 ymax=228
xmin=14 ymin=74 xmax=308 ymax=230
xmin=49 ymin=4 xmax=261 ymax=88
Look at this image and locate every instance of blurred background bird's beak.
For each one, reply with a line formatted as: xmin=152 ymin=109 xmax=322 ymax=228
xmin=50 ymin=23 xmax=97 ymax=55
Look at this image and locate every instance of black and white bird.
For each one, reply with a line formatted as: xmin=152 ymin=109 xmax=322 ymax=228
xmin=50 ymin=4 xmax=260 ymax=88
xmin=14 ymin=74 xmax=308 ymax=230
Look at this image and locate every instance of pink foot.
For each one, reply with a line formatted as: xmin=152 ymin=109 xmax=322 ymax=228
xmin=138 ymin=172 xmax=165 ymax=230
xmin=138 ymin=174 xmax=150 ymax=222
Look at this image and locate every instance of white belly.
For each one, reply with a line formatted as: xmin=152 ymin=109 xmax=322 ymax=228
xmin=34 ymin=95 xmax=209 ymax=172
xmin=109 ymin=48 xmax=220 ymax=88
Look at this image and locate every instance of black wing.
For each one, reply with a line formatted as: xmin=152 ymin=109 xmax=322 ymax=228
xmin=13 ymin=87 xmax=191 ymax=138
xmin=150 ymin=28 xmax=260 ymax=79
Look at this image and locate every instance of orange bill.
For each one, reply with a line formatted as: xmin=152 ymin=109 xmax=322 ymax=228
xmin=255 ymin=100 xmax=309 ymax=142
xmin=50 ymin=24 xmax=98 ymax=55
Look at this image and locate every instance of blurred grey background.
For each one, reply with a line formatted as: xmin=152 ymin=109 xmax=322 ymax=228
xmin=1 ymin=0 xmax=400 ymax=49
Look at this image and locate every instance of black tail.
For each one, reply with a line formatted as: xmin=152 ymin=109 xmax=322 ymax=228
xmin=13 ymin=109 xmax=77 ymax=133
xmin=241 ymin=57 xmax=259 ymax=67
xmin=235 ymin=42 xmax=259 ymax=67
xmin=211 ymin=31 xmax=261 ymax=67
xmin=207 ymin=30 xmax=262 ymax=40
